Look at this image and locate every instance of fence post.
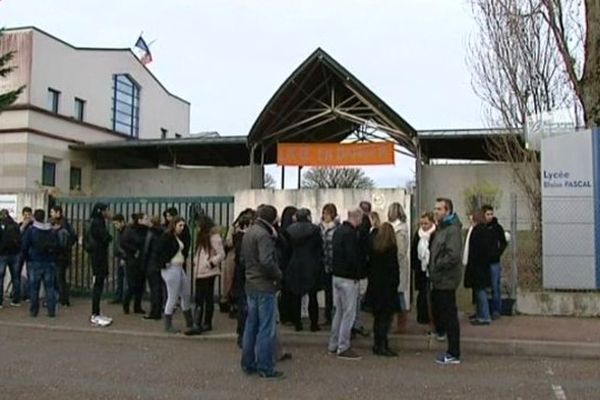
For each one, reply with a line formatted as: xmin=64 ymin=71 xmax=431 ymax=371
xmin=510 ymin=193 xmax=518 ymax=303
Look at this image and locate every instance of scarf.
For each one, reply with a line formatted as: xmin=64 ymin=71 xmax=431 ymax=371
xmin=462 ymin=225 xmax=474 ymax=266
xmin=417 ymin=225 xmax=436 ymax=274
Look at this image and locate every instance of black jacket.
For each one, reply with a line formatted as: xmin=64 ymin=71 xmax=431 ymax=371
xmin=90 ymin=216 xmax=112 ymax=273
xmin=464 ymin=224 xmax=492 ymax=289
xmin=231 ymin=229 xmax=247 ymax=300
xmin=485 ymin=218 xmax=507 ymax=264
xmin=143 ymin=227 xmax=163 ymax=273
xmin=0 ymin=216 xmax=21 ymax=255
xmin=332 ymin=221 xmax=365 ymax=280
xmin=240 ymin=219 xmax=282 ymax=294
xmin=285 ymin=221 xmax=324 ymax=295
xmin=163 ymin=223 xmax=191 ymax=260
xmin=155 ymin=232 xmax=184 ymax=269
xmin=120 ymin=223 xmax=148 ymax=266
xmin=365 ymin=229 xmax=401 ymax=314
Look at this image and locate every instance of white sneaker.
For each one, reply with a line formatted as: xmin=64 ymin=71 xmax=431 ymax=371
xmin=90 ymin=315 xmax=112 ymax=327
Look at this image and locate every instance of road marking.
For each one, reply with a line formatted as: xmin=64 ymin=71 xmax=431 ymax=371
xmin=552 ymin=385 xmax=567 ymax=400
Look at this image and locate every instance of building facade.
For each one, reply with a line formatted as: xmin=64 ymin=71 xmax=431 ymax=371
xmin=0 ymin=27 xmax=190 ymax=196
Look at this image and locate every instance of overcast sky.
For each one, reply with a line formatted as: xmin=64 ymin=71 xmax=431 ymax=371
xmin=1 ymin=0 xmax=484 ymax=188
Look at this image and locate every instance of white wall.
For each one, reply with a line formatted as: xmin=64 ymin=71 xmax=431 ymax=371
xmin=421 ymin=163 xmax=533 ymax=230
xmin=234 ymin=188 xmax=411 ymax=226
xmin=92 ymin=166 xmax=253 ymax=197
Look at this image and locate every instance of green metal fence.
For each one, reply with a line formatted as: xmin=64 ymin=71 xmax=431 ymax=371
xmin=53 ymin=196 xmax=235 ymax=297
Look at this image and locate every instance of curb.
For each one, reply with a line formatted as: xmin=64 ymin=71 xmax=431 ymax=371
xmin=2 ymin=320 xmax=600 ymax=360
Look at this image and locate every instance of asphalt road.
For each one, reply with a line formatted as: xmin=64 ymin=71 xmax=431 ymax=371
xmin=0 ymin=325 xmax=598 ymax=400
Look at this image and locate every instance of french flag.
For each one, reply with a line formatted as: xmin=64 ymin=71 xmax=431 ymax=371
xmin=134 ymin=36 xmax=153 ymax=65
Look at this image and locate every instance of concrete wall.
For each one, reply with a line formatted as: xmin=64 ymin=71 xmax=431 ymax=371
xmin=421 ymin=163 xmax=533 ymax=230
xmin=92 ymin=166 xmax=253 ymax=197
xmin=517 ymin=291 xmax=600 ymax=317
xmin=234 ymin=189 xmax=411 ymax=226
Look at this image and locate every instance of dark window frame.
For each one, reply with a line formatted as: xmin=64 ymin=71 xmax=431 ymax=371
xmin=42 ymin=160 xmax=56 ymax=187
xmin=69 ymin=166 xmax=82 ymax=191
xmin=48 ymin=88 xmax=60 ymax=113
xmin=74 ymin=97 xmax=86 ymax=121
xmin=111 ymin=74 xmax=140 ymax=138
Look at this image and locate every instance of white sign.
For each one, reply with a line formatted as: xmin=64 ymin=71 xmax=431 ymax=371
xmin=0 ymin=195 xmax=18 ymax=219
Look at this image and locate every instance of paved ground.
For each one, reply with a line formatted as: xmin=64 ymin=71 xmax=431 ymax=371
xmin=1 ymin=325 xmax=599 ymax=400
xmin=2 ymin=298 xmax=600 ymax=344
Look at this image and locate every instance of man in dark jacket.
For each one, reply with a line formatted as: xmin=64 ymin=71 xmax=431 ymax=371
xmin=482 ymin=205 xmax=508 ymax=320
xmin=286 ymin=208 xmax=323 ymax=332
xmin=430 ymin=198 xmax=463 ymax=365
xmin=89 ymin=203 xmax=113 ymax=327
xmin=0 ymin=210 xmax=23 ymax=307
xmin=50 ymin=206 xmax=76 ymax=307
xmin=18 ymin=207 xmax=33 ymax=302
xmin=110 ymin=214 xmax=127 ymax=304
xmin=142 ymin=217 xmax=164 ymax=320
xmin=240 ymin=204 xmax=284 ymax=379
xmin=21 ymin=209 xmax=59 ymax=317
xmin=328 ymin=208 xmax=365 ymax=361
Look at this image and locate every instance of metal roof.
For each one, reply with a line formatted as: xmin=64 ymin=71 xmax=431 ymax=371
xmin=247 ymin=48 xmax=417 ymax=154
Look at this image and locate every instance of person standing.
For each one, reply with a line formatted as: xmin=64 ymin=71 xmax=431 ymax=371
xmin=319 ymin=203 xmax=340 ymax=325
xmin=156 ymin=217 xmax=194 ymax=334
xmin=232 ymin=209 xmax=257 ymax=348
xmin=17 ymin=207 xmax=33 ymax=302
xmin=120 ymin=213 xmax=150 ymax=315
xmin=50 ymin=206 xmax=76 ymax=307
xmin=87 ymin=203 xmax=113 ymax=327
xmin=142 ymin=216 xmax=164 ymax=321
xmin=463 ymin=211 xmax=492 ymax=326
xmin=277 ymin=206 xmax=297 ymax=326
xmin=352 ymin=201 xmax=372 ymax=338
xmin=365 ymin=219 xmax=400 ymax=357
xmin=411 ymin=212 xmax=444 ymax=338
xmin=482 ymin=205 xmax=508 ymax=320
xmin=192 ymin=215 xmax=225 ymax=333
xmin=110 ymin=214 xmax=127 ymax=305
xmin=21 ymin=209 xmax=58 ymax=318
xmin=240 ymin=205 xmax=284 ymax=379
xmin=0 ymin=209 xmax=23 ymax=308
xmin=286 ymin=208 xmax=323 ymax=332
xmin=388 ymin=202 xmax=410 ymax=333
xmin=430 ymin=198 xmax=463 ymax=365
xmin=328 ymin=208 xmax=365 ymax=360
xmin=162 ymin=207 xmax=191 ymax=261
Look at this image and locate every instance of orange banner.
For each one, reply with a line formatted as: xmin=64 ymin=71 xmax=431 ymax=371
xmin=277 ymin=142 xmax=395 ymax=166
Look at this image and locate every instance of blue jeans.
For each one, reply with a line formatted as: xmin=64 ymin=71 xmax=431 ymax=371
xmin=475 ymin=288 xmax=491 ymax=322
xmin=490 ymin=263 xmax=502 ymax=317
xmin=241 ymin=292 xmax=277 ymax=375
xmin=0 ymin=255 xmax=21 ymax=304
xmin=29 ymin=261 xmax=57 ymax=317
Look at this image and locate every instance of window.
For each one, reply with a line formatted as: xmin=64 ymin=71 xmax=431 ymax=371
xmin=161 ymin=128 xmax=168 ymax=139
xmin=47 ymin=88 xmax=60 ymax=113
xmin=111 ymin=74 xmax=140 ymax=137
xmin=42 ymin=160 xmax=56 ymax=187
xmin=70 ymin=167 xmax=82 ymax=191
xmin=74 ymin=98 xmax=86 ymax=121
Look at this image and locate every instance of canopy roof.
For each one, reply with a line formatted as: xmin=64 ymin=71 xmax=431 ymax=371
xmin=248 ymin=48 xmax=417 ymax=156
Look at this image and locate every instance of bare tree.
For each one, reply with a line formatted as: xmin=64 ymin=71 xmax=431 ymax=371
xmin=468 ymin=0 xmax=571 ymax=232
xmin=263 ymin=172 xmax=276 ymax=189
xmin=302 ymin=167 xmax=375 ymax=189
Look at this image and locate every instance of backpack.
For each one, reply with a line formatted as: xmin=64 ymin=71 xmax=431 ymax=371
xmin=33 ymin=229 xmax=58 ymax=257
xmin=83 ymin=222 xmax=96 ymax=254
xmin=1 ymin=222 xmax=21 ymax=253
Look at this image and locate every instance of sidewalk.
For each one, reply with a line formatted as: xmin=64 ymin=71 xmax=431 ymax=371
xmin=1 ymin=298 xmax=599 ymax=359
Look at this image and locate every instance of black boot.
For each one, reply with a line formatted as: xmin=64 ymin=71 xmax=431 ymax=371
xmin=164 ymin=314 xmax=179 ymax=334
xmin=183 ymin=309 xmax=197 ymax=336
xmin=123 ymin=299 xmax=130 ymax=315
xmin=382 ymin=336 xmax=398 ymax=357
xmin=133 ymin=295 xmax=146 ymax=314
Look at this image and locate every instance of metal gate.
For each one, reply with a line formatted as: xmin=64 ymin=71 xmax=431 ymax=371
xmin=54 ymin=196 xmax=234 ymax=296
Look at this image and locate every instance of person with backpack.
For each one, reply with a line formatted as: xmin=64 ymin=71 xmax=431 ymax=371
xmin=50 ymin=206 xmax=77 ymax=307
xmin=86 ymin=203 xmax=113 ymax=327
xmin=0 ymin=209 xmax=23 ymax=308
xmin=21 ymin=209 xmax=59 ymax=317
xmin=120 ymin=213 xmax=150 ymax=315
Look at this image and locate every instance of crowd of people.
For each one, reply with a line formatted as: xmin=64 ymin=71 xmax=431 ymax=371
xmin=0 ymin=196 xmax=509 ymax=379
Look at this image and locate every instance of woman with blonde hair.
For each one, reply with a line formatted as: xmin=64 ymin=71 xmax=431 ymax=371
xmin=365 ymin=221 xmax=400 ymax=356
xmin=388 ymin=202 xmax=410 ymax=333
